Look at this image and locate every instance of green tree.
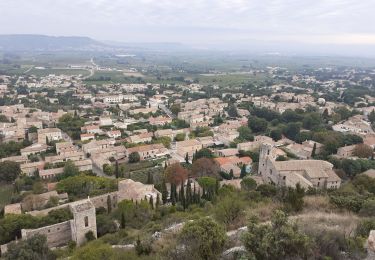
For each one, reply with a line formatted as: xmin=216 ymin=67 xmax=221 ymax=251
xmin=60 ymin=160 xmax=79 ymax=180
xmin=283 ymin=122 xmax=301 ymax=140
xmin=161 ymin=178 xmax=168 ymax=204
xmin=121 ymin=212 xmax=126 ymax=229
xmin=107 ymin=195 xmax=112 ymax=214
xmin=214 ymin=195 xmax=245 ymax=227
xmin=0 ymin=161 xmax=21 ymax=182
xmin=369 ymin=109 xmax=375 ymax=124
xmin=194 ymin=148 xmax=214 ymax=160
xmin=242 ymin=210 xmax=312 ymax=260
xmin=240 ymin=164 xmax=247 ymax=178
xmin=248 ymin=116 xmax=268 ymax=133
xmin=284 ymin=183 xmax=305 ymax=212
xmin=241 ymin=177 xmax=257 ymax=191
xmin=71 ymin=240 xmax=115 ymax=260
xmin=115 ymin=160 xmax=119 ymax=179
xmin=5 ymin=234 xmax=54 ymax=260
xmin=179 ymin=217 xmax=227 ymax=260
xmin=311 ymin=142 xmax=317 ymax=157
xmin=175 ymin=133 xmax=185 ymax=141
xmin=238 ymin=126 xmax=254 ymax=141
xmin=128 ymin=152 xmax=140 ymax=163
xmin=270 ymin=128 xmax=282 ymax=141
xmin=227 ymin=105 xmax=238 ymax=118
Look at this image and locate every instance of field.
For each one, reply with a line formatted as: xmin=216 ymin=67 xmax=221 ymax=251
xmin=27 ymin=68 xmax=91 ymax=77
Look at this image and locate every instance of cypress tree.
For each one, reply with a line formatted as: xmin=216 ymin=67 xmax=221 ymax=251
xmin=171 ymin=183 xmax=176 ymax=206
xmin=215 ymin=179 xmax=220 ymax=194
xmin=240 ymin=164 xmax=247 ymax=178
xmin=186 ymin=179 xmax=192 ymax=207
xmin=107 ymin=195 xmax=112 ymax=214
xmin=156 ymin=193 xmax=160 ymax=208
xmin=147 ymin=172 xmax=153 ymax=184
xmin=149 ymin=196 xmax=154 ymax=209
xmin=161 ymin=179 xmax=168 ymax=204
xmin=185 ymin=152 xmax=189 ymax=164
xmin=115 ymin=160 xmax=119 ymax=179
xmin=121 ymin=212 xmax=126 ymax=229
xmin=311 ymin=143 xmax=317 ymax=158
xmin=229 ymin=169 xmax=234 ymax=179
xmin=180 ymin=182 xmax=186 ymax=210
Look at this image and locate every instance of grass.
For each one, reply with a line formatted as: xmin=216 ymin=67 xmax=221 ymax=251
xmin=0 ymin=183 xmax=14 ymax=209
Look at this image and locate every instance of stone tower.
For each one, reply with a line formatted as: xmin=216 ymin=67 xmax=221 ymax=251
xmin=258 ymin=143 xmax=274 ymax=177
xmin=69 ymin=199 xmax=97 ymax=246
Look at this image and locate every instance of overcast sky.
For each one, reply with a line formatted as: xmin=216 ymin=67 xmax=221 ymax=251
xmin=1 ymin=0 xmax=375 ymax=48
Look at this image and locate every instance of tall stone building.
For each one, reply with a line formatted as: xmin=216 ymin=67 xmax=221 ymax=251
xmin=259 ymin=143 xmax=341 ymax=189
xmin=21 ymin=199 xmax=97 ymax=248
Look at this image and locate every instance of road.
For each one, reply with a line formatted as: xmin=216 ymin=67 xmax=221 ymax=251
xmin=91 ymin=162 xmax=115 ymax=178
xmin=159 ymin=104 xmax=175 ymax=119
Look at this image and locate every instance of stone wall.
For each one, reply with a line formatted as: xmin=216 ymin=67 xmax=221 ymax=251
xmin=21 ymin=220 xmax=73 ymax=248
xmin=90 ymin=192 xmax=118 ymax=211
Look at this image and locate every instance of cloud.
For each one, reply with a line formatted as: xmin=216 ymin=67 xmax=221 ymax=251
xmin=0 ymin=0 xmax=374 ymax=45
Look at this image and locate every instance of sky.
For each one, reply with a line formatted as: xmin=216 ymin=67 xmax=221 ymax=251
xmin=1 ymin=0 xmax=375 ymax=53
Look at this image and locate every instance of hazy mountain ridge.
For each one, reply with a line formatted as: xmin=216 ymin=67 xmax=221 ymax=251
xmin=0 ymin=34 xmax=104 ymax=51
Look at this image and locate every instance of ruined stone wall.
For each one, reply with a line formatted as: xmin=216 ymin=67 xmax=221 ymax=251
xmin=21 ymin=220 xmax=73 ymax=248
xmin=90 ymin=192 xmax=118 ymax=211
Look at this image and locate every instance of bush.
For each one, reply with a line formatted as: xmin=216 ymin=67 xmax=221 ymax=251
xmin=356 ymin=218 xmax=375 ymax=238
xmin=129 ymin=152 xmax=140 ymax=163
xmin=242 ymin=210 xmax=312 ymax=260
xmin=214 ymin=195 xmax=245 ymax=228
xmin=179 ymin=217 xmax=227 ymax=260
xmin=85 ymin=231 xmax=96 ymax=241
xmin=359 ymin=199 xmax=375 ymax=217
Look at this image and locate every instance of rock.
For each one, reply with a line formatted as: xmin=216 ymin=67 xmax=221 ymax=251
xmin=367 ymin=230 xmax=375 ymax=259
xmin=221 ymin=246 xmax=246 ymax=259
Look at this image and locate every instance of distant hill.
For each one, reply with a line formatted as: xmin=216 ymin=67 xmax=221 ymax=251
xmin=0 ymin=34 xmax=105 ymax=51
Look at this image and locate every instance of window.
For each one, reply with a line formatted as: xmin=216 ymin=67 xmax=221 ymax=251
xmin=84 ymin=216 xmax=89 ymax=227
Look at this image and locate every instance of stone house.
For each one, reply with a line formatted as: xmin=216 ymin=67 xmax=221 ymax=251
xmin=37 ymin=128 xmax=63 ymax=144
xmin=259 ymin=143 xmax=341 ymax=190
xmin=127 ymin=144 xmax=169 ymax=161
xmin=176 ymin=139 xmax=203 ymax=159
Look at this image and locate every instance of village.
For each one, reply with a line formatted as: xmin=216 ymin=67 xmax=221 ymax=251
xmin=1 ymin=62 xmax=375 ymax=259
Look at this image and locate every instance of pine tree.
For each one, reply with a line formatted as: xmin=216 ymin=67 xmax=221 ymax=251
xmin=311 ymin=143 xmax=317 ymax=158
xmin=107 ymin=195 xmax=112 ymax=214
xmin=121 ymin=212 xmax=126 ymax=229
